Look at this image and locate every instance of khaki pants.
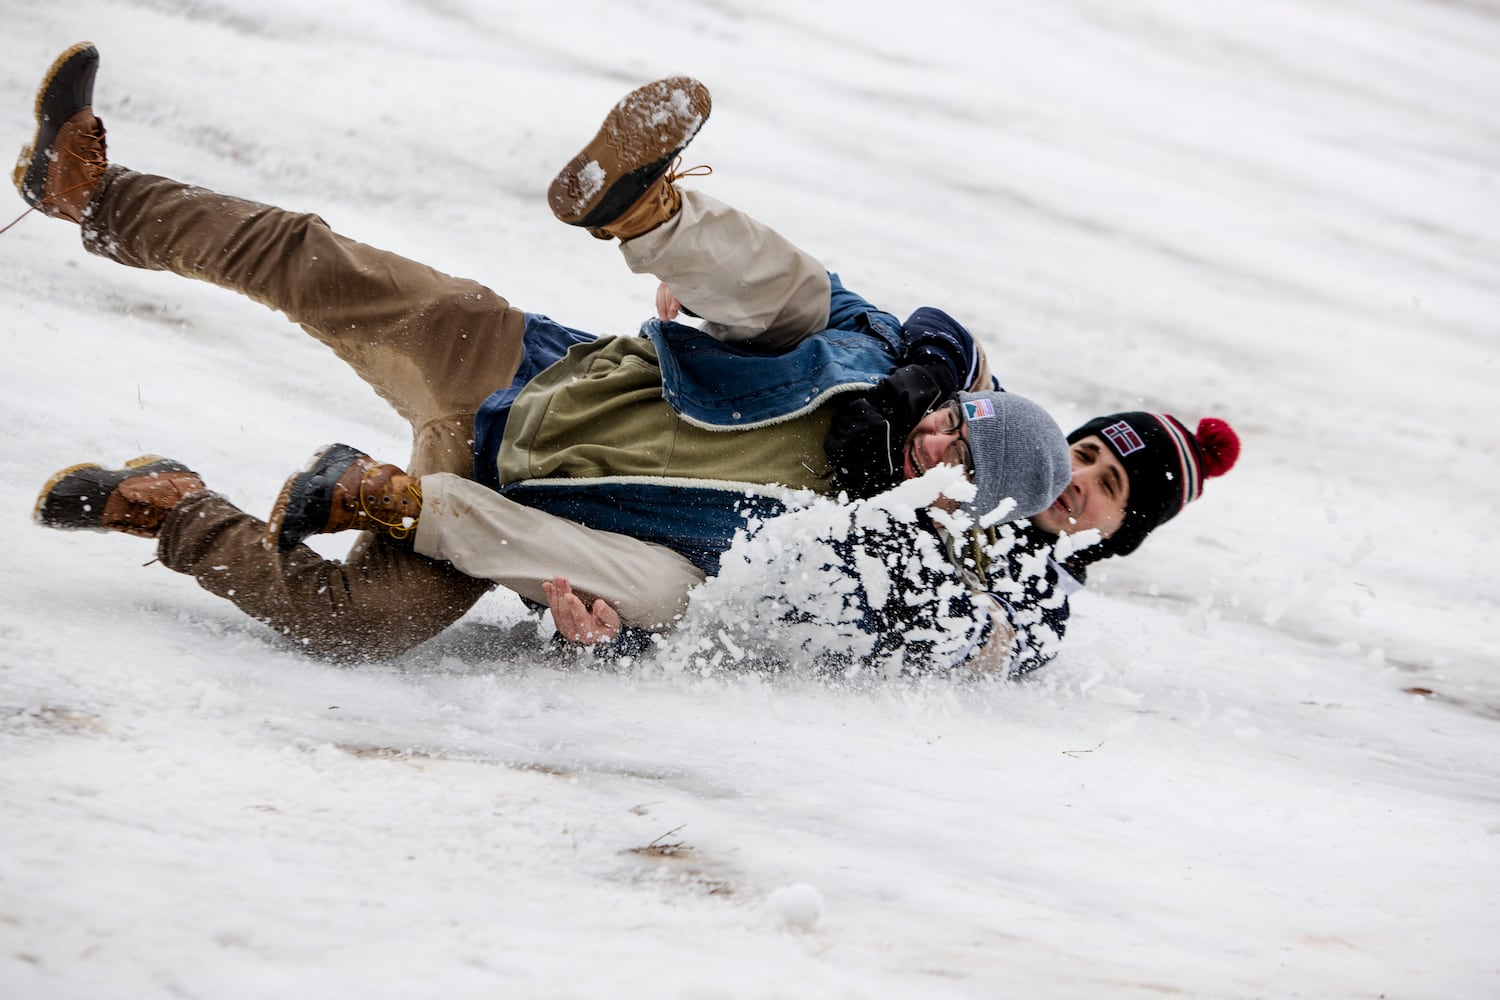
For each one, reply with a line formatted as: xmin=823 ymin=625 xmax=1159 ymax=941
xmin=82 ymin=168 xmax=701 ymax=657
xmin=620 ymin=189 xmax=831 ymax=348
xmin=414 ymin=475 xmax=704 ymax=626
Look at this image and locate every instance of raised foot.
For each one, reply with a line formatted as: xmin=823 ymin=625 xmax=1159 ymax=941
xmin=547 ymin=76 xmax=710 ymax=231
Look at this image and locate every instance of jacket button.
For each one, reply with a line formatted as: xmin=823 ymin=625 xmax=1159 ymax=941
xmin=732 ymin=411 xmax=741 ymax=419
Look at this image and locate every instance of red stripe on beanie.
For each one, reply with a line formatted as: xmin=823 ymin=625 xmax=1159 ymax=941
xmin=1148 ymin=413 xmax=1200 ymax=511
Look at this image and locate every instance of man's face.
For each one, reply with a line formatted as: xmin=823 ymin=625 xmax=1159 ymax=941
xmin=902 ymin=400 xmax=973 ymax=479
xmin=1030 ymin=434 xmax=1129 ymax=538
xmin=901 ymin=400 xmax=974 ymax=513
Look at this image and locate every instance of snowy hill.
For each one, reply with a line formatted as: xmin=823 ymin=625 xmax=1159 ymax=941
xmin=2 ymin=1 xmax=1497 ymax=997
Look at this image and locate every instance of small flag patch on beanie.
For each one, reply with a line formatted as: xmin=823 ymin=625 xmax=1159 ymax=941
xmin=963 ymin=398 xmax=997 ymax=421
xmin=1102 ymin=420 xmax=1146 ymax=456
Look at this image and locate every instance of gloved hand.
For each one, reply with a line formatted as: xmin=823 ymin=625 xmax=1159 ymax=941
xmin=825 ymin=362 xmax=956 ymax=498
xmin=901 ymin=307 xmax=980 ymax=389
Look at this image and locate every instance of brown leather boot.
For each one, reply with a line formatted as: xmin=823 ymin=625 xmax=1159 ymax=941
xmin=267 ymin=444 xmax=422 ymax=553
xmin=14 ymin=42 xmax=108 ymax=223
xmin=35 ymin=456 xmax=207 ymax=538
xmin=547 ymin=76 xmax=711 ymax=240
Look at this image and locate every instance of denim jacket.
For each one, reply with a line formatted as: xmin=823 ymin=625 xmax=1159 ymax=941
xmin=471 ymin=275 xmax=974 ymax=577
xmin=646 ymin=273 xmax=908 ymax=429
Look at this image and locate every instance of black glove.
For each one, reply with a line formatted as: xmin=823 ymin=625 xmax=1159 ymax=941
xmin=901 ymin=307 xmax=980 ymax=390
xmin=825 ymin=362 xmax=957 ymax=498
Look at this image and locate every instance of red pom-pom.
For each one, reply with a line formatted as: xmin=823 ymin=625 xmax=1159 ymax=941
xmin=1196 ymin=418 xmax=1239 ymax=477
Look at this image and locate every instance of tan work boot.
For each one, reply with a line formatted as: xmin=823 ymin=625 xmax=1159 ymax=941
xmin=267 ymin=444 xmax=422 ymax=553
xmin=35 ymin=456 xmax=207 ymax=538
xmin=14 ymin=42 xmax=108 ymax=223
xmin=547 ymin=76 xmax=711 ymax=241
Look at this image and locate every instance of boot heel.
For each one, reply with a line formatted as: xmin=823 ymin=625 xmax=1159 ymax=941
xmin=124 ymin=454 xmax=169 ymax=469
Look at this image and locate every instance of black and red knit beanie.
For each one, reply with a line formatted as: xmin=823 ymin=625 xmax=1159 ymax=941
xmin=1067 ymin=412 xmax=1240 ymax=557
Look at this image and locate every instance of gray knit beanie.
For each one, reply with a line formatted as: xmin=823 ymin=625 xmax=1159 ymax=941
xmin=956 ymin=391 xmax=1070 ymax=523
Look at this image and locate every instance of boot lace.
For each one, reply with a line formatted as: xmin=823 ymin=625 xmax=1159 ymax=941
xmin=665 ymin=157 xmax=713 ymax=184
xmin=1 ymin=124 xmax=109 ymax=237
xmin=48 ymin=130 xmax=109 ymax=202
xmin=359 ymin=479 xmax=424 ymax=541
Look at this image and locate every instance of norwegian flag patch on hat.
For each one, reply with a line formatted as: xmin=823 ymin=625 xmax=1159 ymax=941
xmin=1101 ymin=420 xmax=1146 ymax=456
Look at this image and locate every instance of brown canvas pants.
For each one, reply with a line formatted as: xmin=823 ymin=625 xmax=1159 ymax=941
xmin=83 ymin=166 xmax=525 ymax=659
xmin=76 ymin=175 xmax=838 ymax=658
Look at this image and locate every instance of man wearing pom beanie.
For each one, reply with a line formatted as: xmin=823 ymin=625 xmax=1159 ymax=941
xmin=1051 ymin=413 xmax=1240 ymax=559
xmin=1044 ymin=410 xmax=1242 ymax=560
xmin=971 ymin=410 xmax=1239 ymax=675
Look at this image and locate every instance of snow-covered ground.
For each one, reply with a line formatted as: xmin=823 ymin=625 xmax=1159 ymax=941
xmin=2 ymin=1 xmax=1497 ymax=996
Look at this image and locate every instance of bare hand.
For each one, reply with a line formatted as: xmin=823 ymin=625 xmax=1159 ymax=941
xmin=656 ymin=282 xmax=682 ymax=322
xmin=542 ymin=575 xmax=622 ymax=644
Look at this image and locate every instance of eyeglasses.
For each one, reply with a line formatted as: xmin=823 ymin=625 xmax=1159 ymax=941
xmin=933 ymin=399 xmax=976 ymax=479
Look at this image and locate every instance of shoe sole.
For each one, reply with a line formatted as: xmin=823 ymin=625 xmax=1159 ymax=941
xmin=34 ymin=454 xmax=181 ymax=530
xmin=14 ymin=41 xmax=99 ymax=207
xmin=547 ymin=76 xmax=710 ymax=230
xmin=266 ymin=443 xmax=364 ymax=553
